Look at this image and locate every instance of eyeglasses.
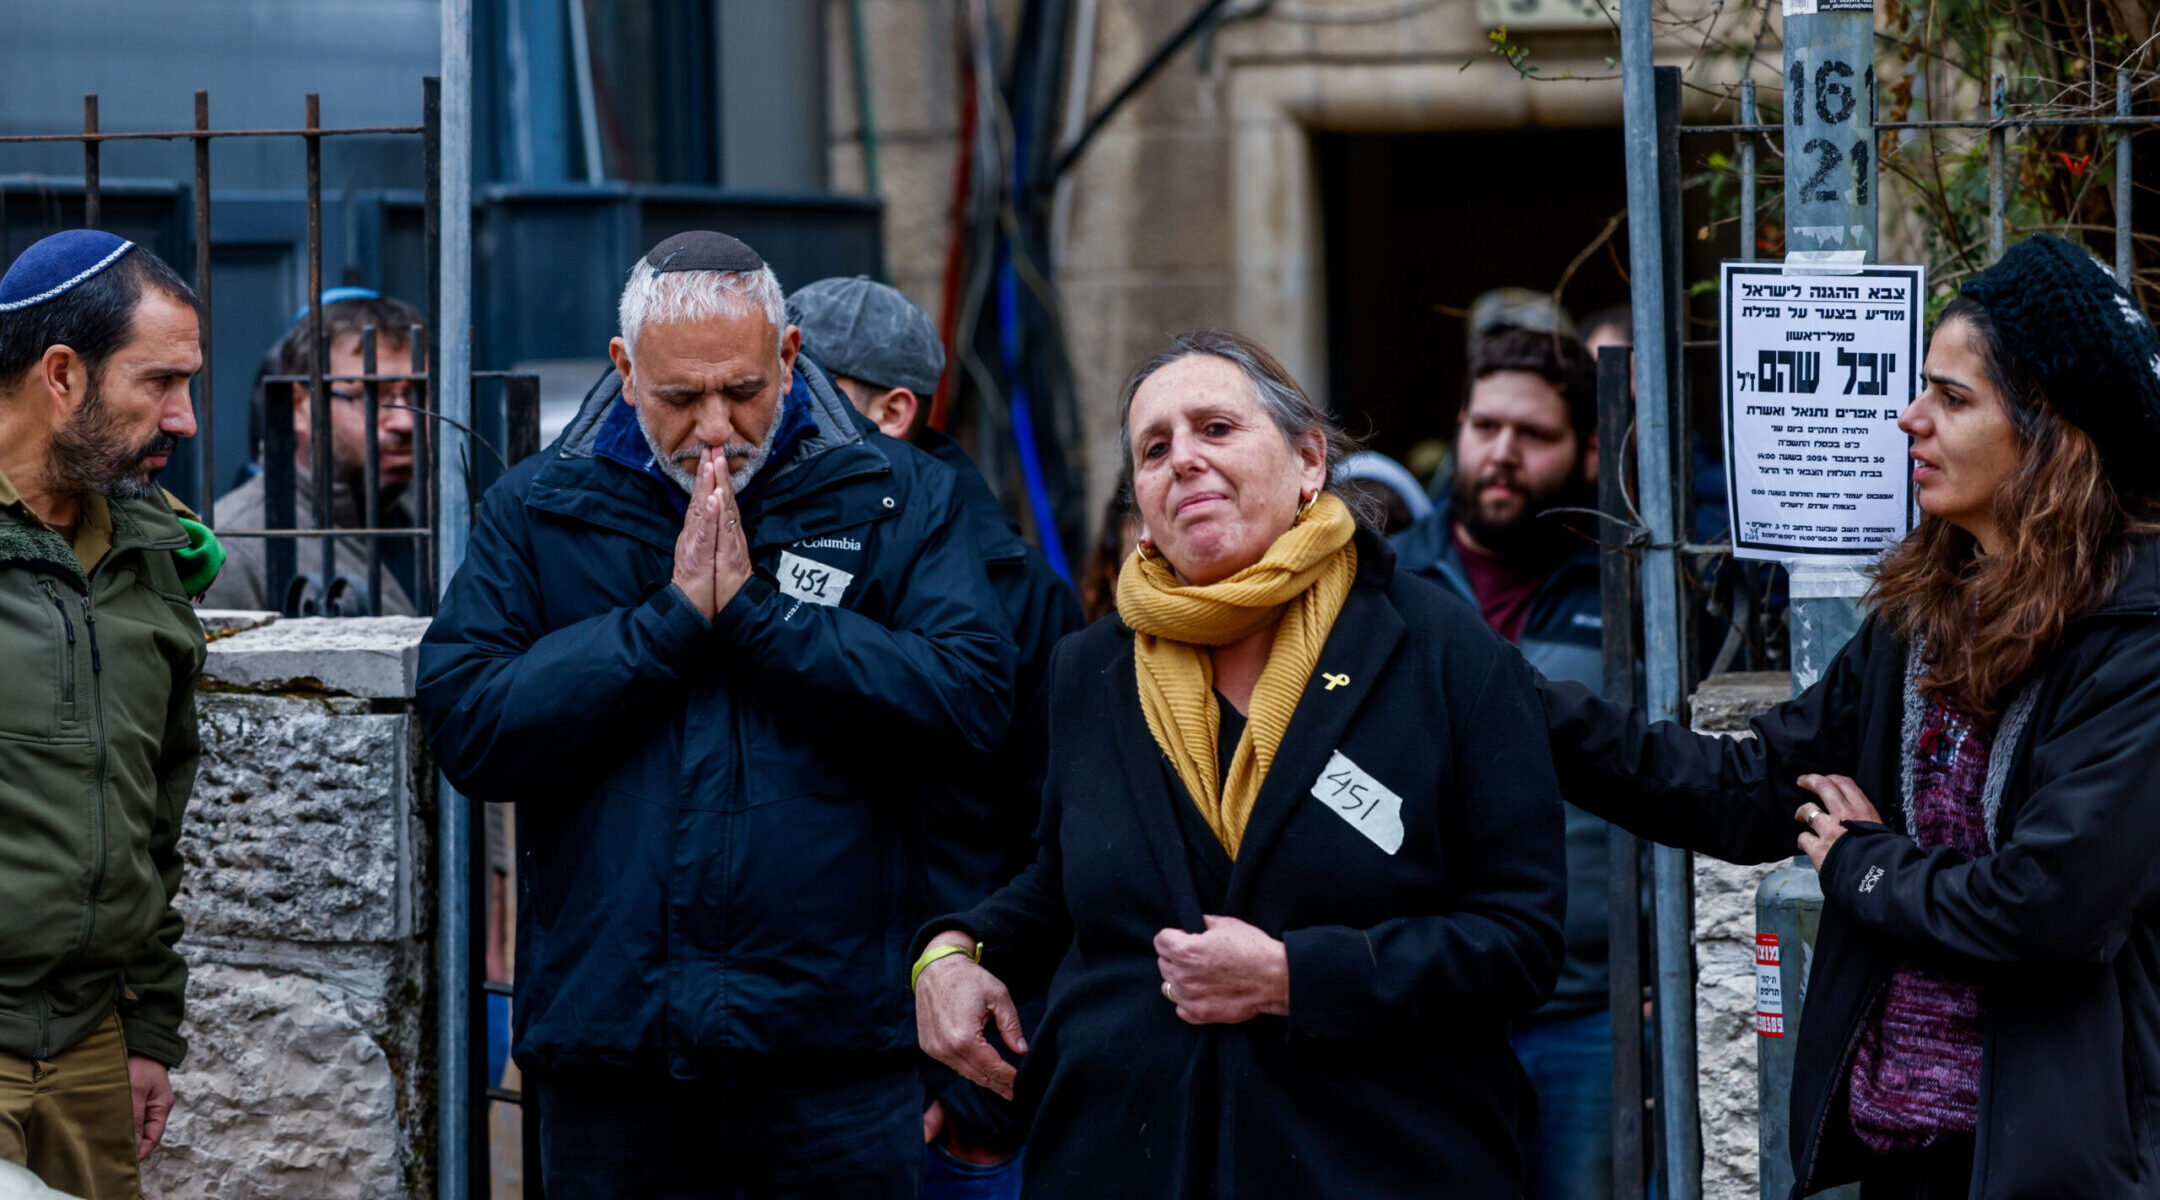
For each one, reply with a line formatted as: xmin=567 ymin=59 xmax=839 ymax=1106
xmin=330 ymin=387 xmax=416 ymax=405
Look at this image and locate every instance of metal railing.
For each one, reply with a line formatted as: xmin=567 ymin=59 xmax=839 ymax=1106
xmin=0 ymin=83 xmax=539 ymax=619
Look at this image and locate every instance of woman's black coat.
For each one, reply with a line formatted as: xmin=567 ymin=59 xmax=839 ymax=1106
xmin=1539 ymin=536 xmax=2160 ymax=1199
xmin=927 ymin=534 xmax=1568 ymax=1199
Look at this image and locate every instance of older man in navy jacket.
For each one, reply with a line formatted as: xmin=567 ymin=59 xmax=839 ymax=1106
xmin=416 ymin=231 xmax=1015 ymax=1198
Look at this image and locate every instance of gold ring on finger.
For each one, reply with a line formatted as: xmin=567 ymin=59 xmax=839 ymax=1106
xmin=1161 ymin=980 xmax=1175 ymax=1002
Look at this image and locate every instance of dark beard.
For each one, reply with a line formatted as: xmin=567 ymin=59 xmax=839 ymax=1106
xmin=1450 ymin=465 xmax=1592 ymax=563
xmin=48 ymin=380 xmax=179 ymax=501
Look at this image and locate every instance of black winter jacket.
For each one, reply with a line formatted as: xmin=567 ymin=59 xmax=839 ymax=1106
xmin=928 ymin=533 xmax=1567 ymax=1199
xmin=1539 ymin=535 xmax=2160 ymax=1199
xmin=417 ymin=360 xmax=1016 ymax=1074
xmin=1394 ymin=499 xmax=1614 ymax=1021
xmin=913 ymin=427 xmax=1083 ymax=1149
xmin=914 ymin=427 xmax=1083 ymax=918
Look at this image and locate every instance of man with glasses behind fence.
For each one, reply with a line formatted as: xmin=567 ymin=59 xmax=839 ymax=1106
xmin=0 ymin=230 xmax=212 ymax=1198
xmin=202 ymin=289 xmax=424 ymax=614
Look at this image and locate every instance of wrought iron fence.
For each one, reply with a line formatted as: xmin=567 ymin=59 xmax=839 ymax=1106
xmin=0 ymin=82 xmax=540 ymax=618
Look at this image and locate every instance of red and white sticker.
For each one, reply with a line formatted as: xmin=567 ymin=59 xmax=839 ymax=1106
xmin=1755 ymin=933 xmax=1785 ymax=1037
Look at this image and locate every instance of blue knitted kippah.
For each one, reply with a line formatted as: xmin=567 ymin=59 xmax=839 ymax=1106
xmin=0 ymin=229 xmax=136 ymax=312
xmin=289 ymin=286 xmax=382 ymax=329
xmin=1959 ymin=234 xmax=2160 ymax=491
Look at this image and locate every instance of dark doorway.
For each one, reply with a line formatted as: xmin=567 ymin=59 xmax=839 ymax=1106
xmin=1317 ymin=127 xmax=1632 ymax=469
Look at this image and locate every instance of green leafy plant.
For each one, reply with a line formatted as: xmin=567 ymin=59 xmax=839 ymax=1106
xmin=1468 ymin=25 xmax=1542 ymax=78
xmin=1673 ymin=0 xmax=2155 ymax=308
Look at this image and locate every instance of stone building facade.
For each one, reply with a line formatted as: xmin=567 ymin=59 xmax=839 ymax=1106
xmin=824 ymin=0 xmax=1738 ymax=512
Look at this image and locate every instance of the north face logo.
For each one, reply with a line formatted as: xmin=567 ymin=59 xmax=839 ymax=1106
xmin=1859 ymin=866 xmax=1884 ymax=893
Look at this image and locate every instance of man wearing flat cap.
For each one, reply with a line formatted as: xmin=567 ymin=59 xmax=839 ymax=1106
xmin=418 ymin=232 xmax=1016 ymax=1196
xmin=0 ymin=231 xmax=212 ymax=1196
xmin=790 ymin=275 xmax=1081 ymax=1191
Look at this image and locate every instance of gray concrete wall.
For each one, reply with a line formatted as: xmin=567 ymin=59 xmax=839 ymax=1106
xmin=143 ymin=615 xmax=436 ymax=1200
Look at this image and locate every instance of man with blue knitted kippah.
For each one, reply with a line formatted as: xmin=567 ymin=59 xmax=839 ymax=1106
xmin=0 ymin=230 xmax=210 ymax=1197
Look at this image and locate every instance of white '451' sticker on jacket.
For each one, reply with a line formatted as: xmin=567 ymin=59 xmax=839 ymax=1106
xmin=777 ymin=550 xmax=854 ymax=607
xmin=1310 ymin=750 xmax=1405 ymax=855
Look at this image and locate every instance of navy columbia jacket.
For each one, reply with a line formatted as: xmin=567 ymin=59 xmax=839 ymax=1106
xmin=416 ymin=357 xmax=1016 ymax=1074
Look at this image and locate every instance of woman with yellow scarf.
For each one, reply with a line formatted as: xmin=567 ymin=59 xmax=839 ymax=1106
xmin=913 ymin=330 xmax=1568 ymax=1199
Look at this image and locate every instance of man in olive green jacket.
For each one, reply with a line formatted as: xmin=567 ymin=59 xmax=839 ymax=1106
xmin=0 ymin=231 xmax=210 ymax=1199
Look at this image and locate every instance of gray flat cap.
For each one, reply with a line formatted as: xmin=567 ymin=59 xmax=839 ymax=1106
xmin=786 ymin=275 xmax=945 ymax=397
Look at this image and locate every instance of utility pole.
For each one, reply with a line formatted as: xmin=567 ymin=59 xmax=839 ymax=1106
xmin=1780 ymin=0 xmax=1877 ymax=687
xmin=1619 ymin=6 xmax=1699 ymax=1199
xmin=435 ymin=2 xmax=477 ymax=1197
xmin=1756 ymin=3 xmax=1875 ymax=1197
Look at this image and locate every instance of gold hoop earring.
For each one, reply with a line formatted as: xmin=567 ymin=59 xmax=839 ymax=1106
xmin=1297 ymin=490 xmax=1319 ymax=518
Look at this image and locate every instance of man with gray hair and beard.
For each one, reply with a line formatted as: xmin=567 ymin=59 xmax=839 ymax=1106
xmin=417 ymin=231 xmax=1015 ymax=1197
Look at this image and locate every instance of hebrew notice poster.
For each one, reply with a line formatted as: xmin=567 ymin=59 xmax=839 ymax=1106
xmin=1721 ymin=261 xmax=1923 ymax=561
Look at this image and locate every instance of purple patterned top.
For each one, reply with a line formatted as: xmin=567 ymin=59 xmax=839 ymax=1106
xmin=1846 ymin=698 xmax=1991 ymax=1155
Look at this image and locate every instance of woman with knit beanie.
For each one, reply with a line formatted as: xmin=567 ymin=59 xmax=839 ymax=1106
xmin=1543 ymin=233 xmax=2160 ymax=1199
xmin=912 ymin=329 xmax=1569 ymax=1198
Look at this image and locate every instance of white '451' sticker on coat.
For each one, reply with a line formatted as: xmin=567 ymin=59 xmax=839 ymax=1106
xmin=1311 ymin=750 xmax=1404 ymax=855
xmin=777 ymin=550 xmax=854 ymax=607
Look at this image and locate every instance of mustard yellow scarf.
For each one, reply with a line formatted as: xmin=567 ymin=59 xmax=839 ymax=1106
xmin=1115 ymin=493 xmax=1359 ymax=857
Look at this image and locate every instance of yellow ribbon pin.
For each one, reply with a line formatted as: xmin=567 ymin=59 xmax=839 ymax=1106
xmin=1322 ymin=672 xmax=1350 ymax=691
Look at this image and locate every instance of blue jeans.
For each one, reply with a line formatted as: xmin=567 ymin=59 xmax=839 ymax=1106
xmin=924 ymin=1144 xmax=1024 ymax=1200
xmin=1511 ymin=1008 xmax=1614 ymax=1200
xmin=485 ymin=993 xmax=511 ymax=1087
xmin=535 ymin=1060 xmax=922 ymax=1199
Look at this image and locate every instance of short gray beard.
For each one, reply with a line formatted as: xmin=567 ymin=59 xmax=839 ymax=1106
xmin=634 ymin=384 xmax=788 ymax=495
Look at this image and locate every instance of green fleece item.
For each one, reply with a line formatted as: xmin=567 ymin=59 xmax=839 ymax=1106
xmin=173 ymin=517 xmax=225 ymax=597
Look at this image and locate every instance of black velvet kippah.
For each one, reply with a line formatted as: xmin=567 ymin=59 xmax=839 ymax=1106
xmin=644 ymin=230 xmax=764 ymax=275
xmin=1958 ymin=233 xmax=2160 ymax=491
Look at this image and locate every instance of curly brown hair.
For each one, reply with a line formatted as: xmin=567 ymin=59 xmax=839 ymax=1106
xmin=1871 ymin=295 xmax=2157 ymax=718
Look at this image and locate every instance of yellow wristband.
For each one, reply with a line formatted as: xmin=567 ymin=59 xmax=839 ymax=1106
xmin=910 ymin=940 xmax=982 ymax=991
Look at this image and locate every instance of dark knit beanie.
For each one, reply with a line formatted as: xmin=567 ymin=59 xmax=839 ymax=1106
xmin=1958 ymin=234 xmax=2160 ymax=491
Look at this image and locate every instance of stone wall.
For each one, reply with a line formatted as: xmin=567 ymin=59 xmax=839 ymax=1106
xmin=1688 ymin=672 xmax=1793 ymax=1200
xmin=142 ymin=616 xmax=435 ymax=1200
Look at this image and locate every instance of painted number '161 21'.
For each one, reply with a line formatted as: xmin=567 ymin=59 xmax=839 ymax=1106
xmin=1788 ymin=56 xmax=1873 ymax=206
